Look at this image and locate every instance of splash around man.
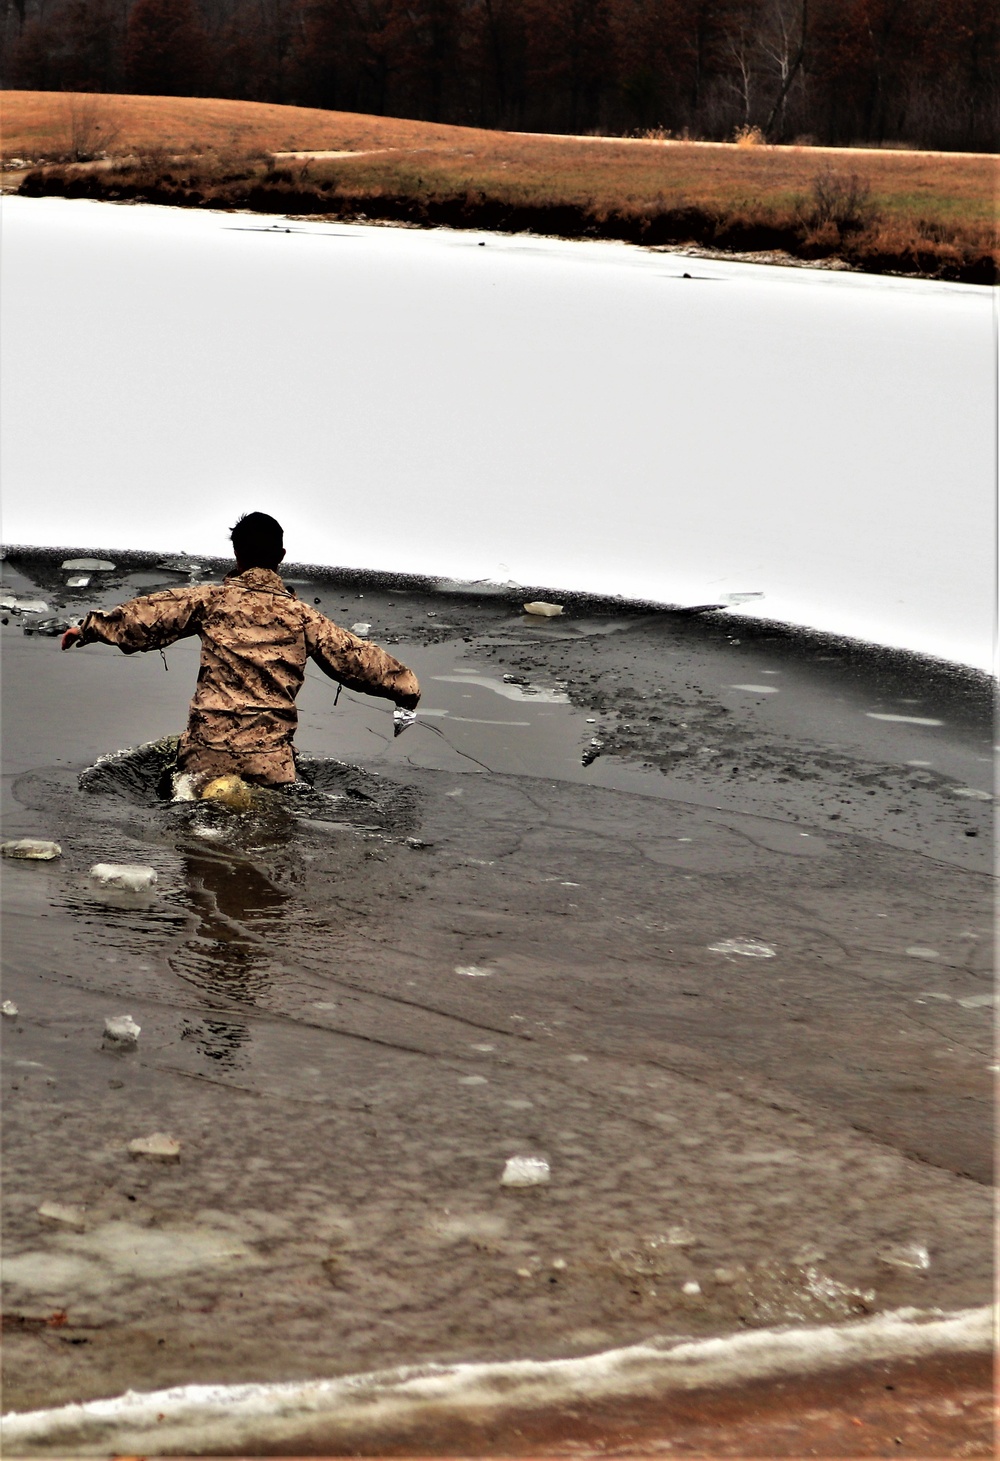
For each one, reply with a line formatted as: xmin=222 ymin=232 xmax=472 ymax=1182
xmin=61 ymin=513 xmax=420 ymax=788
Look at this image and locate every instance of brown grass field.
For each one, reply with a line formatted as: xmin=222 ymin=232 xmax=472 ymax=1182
xmin=3 ymin=92 xmax=997 ymax=281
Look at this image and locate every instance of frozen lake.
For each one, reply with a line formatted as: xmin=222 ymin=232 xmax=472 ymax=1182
xmin=1 ymin=196 xmax=993 ymax=670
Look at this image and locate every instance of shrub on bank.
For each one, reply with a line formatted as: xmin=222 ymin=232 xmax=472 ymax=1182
xmin=15 ymin=153 xmax=997 ymax=285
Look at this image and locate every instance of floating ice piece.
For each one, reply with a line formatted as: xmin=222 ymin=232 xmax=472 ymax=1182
xmin=157 ymin=555 xmax=204 ymax=575
xmin=957 ymin=992 xmax=994 ymax=1009
xmin=501 ymin=1156 xmax=550 ymax=1187
xmin=393 ymin=708 xmax=417 ymax=738
xmin=876 ymin=1242 xmax=930 ymax=1272
xmin=905 ymin=946 xmax=939 ymax=959
xmin=523 ymin=601 xmax=564 ymax=617
xmin=2 ymin=838 xmax=62 ymax=860
xmin=2 ymin=1000 xmax=19 ymax=1018
xmin=866 ymin=713 xmax=943 ymax=726
xmin=681 ymin=1281 xmax=702 ymax=1296
xmin=728 ymin=684 xmax=780 ymax=694
xmin=61 ymin=558 xmax=115 ymax=571
xmin=582 ymin=740 xmax=603 ymax=767
xmin=89 ymin=863 xmax=158 ymax=891
xmin=713 ymin=1266 xmax=743 ymax=1284
xmin=23 ymin=616 xmax=70 ymax=636
xmin=65 ymin=576 xmax=90 ymax=587
xmin=38 ymin=1200 xmax=88 ymax=1231
xmin=950 ymin=786 xmax=992 ymax=800
xmin=666 ymin=1226 xmax=698 ymax=1247
xmin=455 ymin=965 xmax=492 ymax=977
xmin=433 ymin=674 xmax=569 ymax=705
xmin=0 ymin=596 xmax=48 ymax=613
xmin=128 ymin=1133 xmax=181 ymax=1162
xmin=458 ymin=1075 xmax=488 ymax=1086
xmin=191 ymin=825 xmax=225 ymax=840
xmin=708 ymin=938 xmax=776 ymax=958
xmin=103 ymin=1014 xmax=141 ymax=1049
xmin=351 ymin=622 xmax=371 ymax=636
xmin=722 ymin=591 xmax=764 ymax=604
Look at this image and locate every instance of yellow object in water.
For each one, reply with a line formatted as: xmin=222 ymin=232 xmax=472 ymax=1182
xmin=199 ymin=775 xmax=254 ymax=811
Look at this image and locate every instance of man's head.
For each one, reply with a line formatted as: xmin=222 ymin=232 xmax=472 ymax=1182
xmin=231 ymin=512 xmax=285 ymax=571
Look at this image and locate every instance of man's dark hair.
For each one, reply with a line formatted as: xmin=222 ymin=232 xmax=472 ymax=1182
xmin=231 ymin=512 xmax=284 ymax=569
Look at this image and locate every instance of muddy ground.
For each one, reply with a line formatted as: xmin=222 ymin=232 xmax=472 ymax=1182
xmin=0 ymin=550 xmax=993 ymax=1449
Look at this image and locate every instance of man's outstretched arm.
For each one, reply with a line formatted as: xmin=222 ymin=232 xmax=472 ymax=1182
xmin=61 ymin=588 xmax=205 ymax=654
xmin=305 ymin=613 xmax=420 ymax=708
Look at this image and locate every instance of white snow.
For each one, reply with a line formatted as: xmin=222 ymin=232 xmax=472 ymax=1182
xmin=1 ymin=197 xmax=993 ymax=670
xmin=1 ymin=1305 xmax=990 ymax=1456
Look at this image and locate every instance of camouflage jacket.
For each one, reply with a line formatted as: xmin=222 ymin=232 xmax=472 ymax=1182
xmin=79 ymin=568 xmax=419 ymax=784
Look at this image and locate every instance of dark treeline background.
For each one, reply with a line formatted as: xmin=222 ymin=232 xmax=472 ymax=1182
xmin=3 ymin=0 xmax=997 ymax=151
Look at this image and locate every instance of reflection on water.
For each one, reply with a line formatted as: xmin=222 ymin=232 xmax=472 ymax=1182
xmin=169 ymin=846 xmax=292 ymax=1067
xmin=55 ymin=741 xmax=422 ymax=1070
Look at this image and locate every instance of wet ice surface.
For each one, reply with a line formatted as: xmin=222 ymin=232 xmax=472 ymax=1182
xmin=1 ymin=196 xmax=995 ymax=671
xmin=0 ymin=556 xmax=993 ymax=1419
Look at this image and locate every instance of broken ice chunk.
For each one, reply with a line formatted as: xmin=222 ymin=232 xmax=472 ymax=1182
xmin=2 ymin=1000 xmax=19 ymax=1018
xmin=876 ymin=1242 xmax=930 ymax=1272
xmin=23 ymin=616 xmax=71 ymax=636
xmin=61 ymin=558 xmax=115 ymax=571
xmin=89 ymin=863 xmax=158 ymax=891
xmin=2 ymin=839 xmax=62 ymax=860
xmin=708 ymin=938 xmax=776 ymax=958
xmin=523 ymin=601 xmax=564 ymax=617
xmin=103 ymin=1014 xmax=140 ymax=1049
xmin=156 ymin=555 xmax=204 ymax=576
xmin=393 ymin=708 xmax=417 ymax=738
xmin=0 ymin=596 xmax=48 ymax=614
xmin=65 ymin=576 xmax=91 ymax=588
xmin=500 ymin=1155 xmax=550 ymax=1187
xmin=38 ymin=1200 xmax=88 ymax=1231
xmin=351 ymin=622 xmax=371 ymax=636
xmin=128 ymin=1133 xmax=181 ymax=1162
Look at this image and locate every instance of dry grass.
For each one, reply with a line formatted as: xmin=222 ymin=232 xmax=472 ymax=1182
xmin=0 ymin=91 xmax=501 ymax=158
xmin=3 ymin=92 xmax=997 ymax=280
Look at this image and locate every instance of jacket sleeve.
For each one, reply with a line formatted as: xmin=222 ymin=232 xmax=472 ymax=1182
xmin=304 ymin=610 xmax=420 ymax=705
xmin=78 ymin=587 xmax=205 ymax=654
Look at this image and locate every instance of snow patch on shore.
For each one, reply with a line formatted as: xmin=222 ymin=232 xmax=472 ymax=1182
xmin=2 ymin=1305 xmax=991 ymax=1456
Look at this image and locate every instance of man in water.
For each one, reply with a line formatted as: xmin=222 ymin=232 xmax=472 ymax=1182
xmin=61 ymin=512 xmax=420 ymax=788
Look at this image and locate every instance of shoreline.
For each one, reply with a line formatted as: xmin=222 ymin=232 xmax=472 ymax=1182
xmin=3 ymin=1305 xmax=992 ymax=1456
xmin=10 ymin=168 xmax=995 ymax=284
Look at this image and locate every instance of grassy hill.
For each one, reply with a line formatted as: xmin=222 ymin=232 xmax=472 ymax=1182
xmin=3 ymin=92 xmax=996 ymax=282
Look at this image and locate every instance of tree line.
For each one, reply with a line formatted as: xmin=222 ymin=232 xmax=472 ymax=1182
xmin=3 ymin=0 xmax=997 ymax=151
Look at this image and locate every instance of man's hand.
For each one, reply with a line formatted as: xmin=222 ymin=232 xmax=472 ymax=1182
xmin=61 ymin=626 xmax=84 ymax=651
xmin=396 ymin=691 xmax=420 ymax=712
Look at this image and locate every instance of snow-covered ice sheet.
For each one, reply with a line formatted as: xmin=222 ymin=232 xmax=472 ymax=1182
xmin=1 ymin=198 xmax=994 ymax=670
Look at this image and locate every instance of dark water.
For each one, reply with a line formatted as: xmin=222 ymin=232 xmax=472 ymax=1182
xmin=1 ymin=553 xmax=992 ymax=1429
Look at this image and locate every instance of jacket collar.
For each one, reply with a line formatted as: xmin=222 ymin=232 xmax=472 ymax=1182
xmin=226 ymin=567 xmax=292 ymax=595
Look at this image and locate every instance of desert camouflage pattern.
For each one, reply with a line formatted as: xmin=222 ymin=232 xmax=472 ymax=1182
xmin=79 ymin=568 xmax=419 ymax=784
